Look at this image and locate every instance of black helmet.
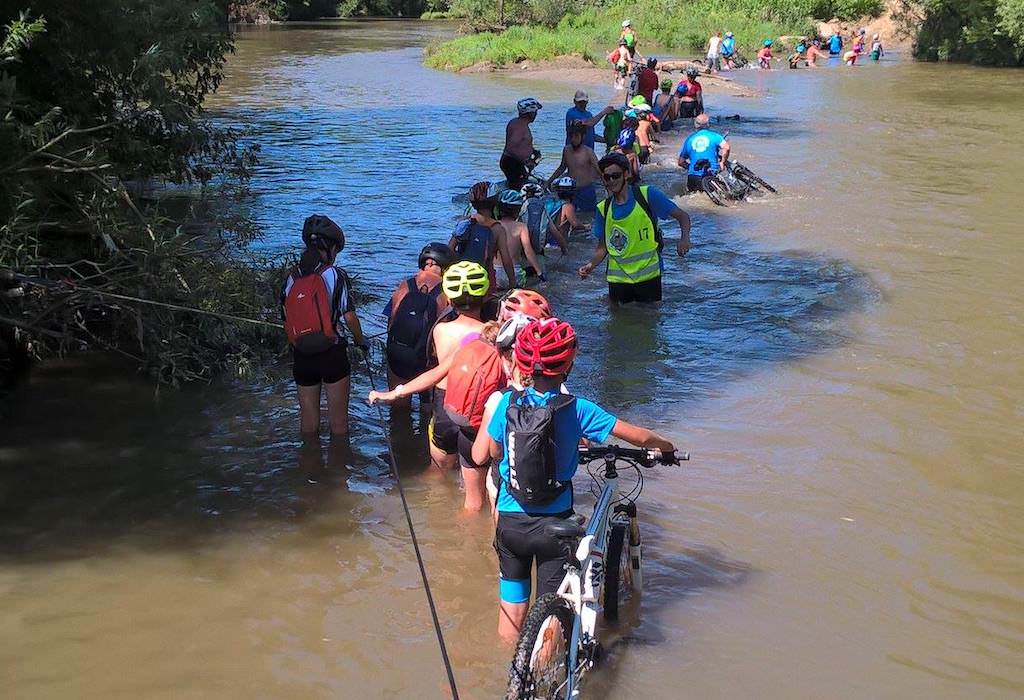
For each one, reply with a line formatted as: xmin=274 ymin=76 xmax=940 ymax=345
xmin=598 ymin=151 xmax=631 ymax=174
xmin=685 ymin=66 xmax=700 ymax=79
xmin=647 ymin=57 xmax=658 ymax=69
xmin=302 ymin=214 xmax=344 ymax=251
xmin=419 ymin=242 xmax=453 ymax=270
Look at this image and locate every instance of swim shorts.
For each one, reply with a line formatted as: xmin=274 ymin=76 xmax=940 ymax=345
xmin=457 ymin=425 xmax=485 ymax=470
xmin=678 ymin=101 xmax=700 ymax=119
xmin=573 ymin=183 xmax=597 ymax=213
xmin=292 ymin=343 xmax=350 ymax=387
xmin=428 ymin=388 xmax=459 ymax=455
xmin=687 ymin=174 xmax=705 ymax=192
xmin=608 ymin=275 xmax=663 ymax=304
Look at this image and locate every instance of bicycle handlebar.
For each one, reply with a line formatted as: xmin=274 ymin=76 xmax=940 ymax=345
xmin=578 ymin=444 xmax=689 ymax=466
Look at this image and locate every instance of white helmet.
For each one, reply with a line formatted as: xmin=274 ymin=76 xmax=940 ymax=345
xmin=622 ymin=19 xmax=631 ymax=28
xmin=873 ymin=32 xmax=879 ymax=39
xmin=553 ymin=176 xmax=576 ymax=193
xmin=521 ymin=183 xmax=544 ymax=199
xmin=517 ymin=97 xmax=542 ymax=115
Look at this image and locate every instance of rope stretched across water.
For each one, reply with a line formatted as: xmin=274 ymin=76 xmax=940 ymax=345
xmin=361 ymin=357 xmax=460 ymax=699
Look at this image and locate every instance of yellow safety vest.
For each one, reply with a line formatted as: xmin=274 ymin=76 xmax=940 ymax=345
xmin=599 ymin=186 xmax=661 ymax=284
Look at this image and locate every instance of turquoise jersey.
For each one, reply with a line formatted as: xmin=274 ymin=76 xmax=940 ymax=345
xmin=680 ymin=129 xmax=726 ymax=175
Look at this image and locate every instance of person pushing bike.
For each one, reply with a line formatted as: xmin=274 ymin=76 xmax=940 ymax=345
xmin=472 ymin=317 xmax=676 ymax=644
xmin=678 ymin=113 xmax=731 ymax=192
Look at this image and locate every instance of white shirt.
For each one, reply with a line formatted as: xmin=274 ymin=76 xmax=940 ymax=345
xmin=708 ymin=36 xmax=722 ymax=57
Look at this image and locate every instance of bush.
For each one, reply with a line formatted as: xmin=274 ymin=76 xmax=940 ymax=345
xmin=910 ymin=0 xmax=1024 ymax=64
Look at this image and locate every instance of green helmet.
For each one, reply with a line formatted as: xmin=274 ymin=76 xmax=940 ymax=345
xmin=629 ymin=95 xmax=648 ymax=107
xmin=660 ymin=78 xmax=673 ymax=90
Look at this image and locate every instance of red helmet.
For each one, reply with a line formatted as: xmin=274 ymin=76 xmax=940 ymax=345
xmin=499 ymin=289 xmax=552 ymax=322
xmin=514 ymin=317 xmax=577 ymax=377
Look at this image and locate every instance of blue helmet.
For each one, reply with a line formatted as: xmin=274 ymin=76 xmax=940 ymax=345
xmin=764 ymin=39 xmax=774 ymax=47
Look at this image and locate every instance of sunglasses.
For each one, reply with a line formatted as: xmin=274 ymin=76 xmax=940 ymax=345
xmin=602 ymin=170 xmax=625 ymax=182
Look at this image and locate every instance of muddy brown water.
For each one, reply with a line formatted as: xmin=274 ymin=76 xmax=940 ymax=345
xmin=1 ymin=20 xmax=1023 ymax=699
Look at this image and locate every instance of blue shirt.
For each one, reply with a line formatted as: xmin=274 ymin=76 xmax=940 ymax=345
xmin=721 ymin=37 xmax=735 ymax=56
xmin=829 ymin=34 xmax=843 ymax=53
xmin=565 ymin=106 xmax=596 ymax=149
xmin=488 ymin=388 xmax=617 ymax=515
xmin=680 ymin=129 xmax=726 ymax=176
xmin=592 ymin=186 xmax=679 ymax=241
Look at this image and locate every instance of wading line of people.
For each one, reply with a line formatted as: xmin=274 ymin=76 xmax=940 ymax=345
xmin=279 ymin=84 xmax=711 ymax=639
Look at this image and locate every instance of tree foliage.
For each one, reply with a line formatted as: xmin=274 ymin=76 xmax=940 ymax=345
xmin=898 ymin=0 xmax=1024 ymax=64
xmin=0 ymin=1 xmax=281 ymax=385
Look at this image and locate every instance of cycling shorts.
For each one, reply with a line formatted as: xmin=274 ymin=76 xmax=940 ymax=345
xmin=678 ymin=100 xmax=700 ymax=119
xmin=292 ymin=343 xmax=350 ymax=387
xmin=687 ymin=174 xmax=705 ymax=192
xmin=457 ymin=425 xmax=485 ymax=469
xmin=495 ymin=511 xmax=575 ymax=603
xmin=428 ymin=389 xmax=459 ymax=455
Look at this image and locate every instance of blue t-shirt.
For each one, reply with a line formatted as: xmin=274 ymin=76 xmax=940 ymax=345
xmin=488 ymin=388 xmax=617 ymax=515
xmin=829 ymin=35 xmax=843 ymax=53
xmin=565 ymin=106 xmax=596 ymax=149
xmin=592 ymin=186 xmax=679 ymax=241
xmin=721 ymin=37 xmax=735 ymax=56
xmin=680 ymin=129 xmax=726 ymax=176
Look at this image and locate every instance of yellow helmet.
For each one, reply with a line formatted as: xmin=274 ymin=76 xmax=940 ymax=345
xmin=442 ymin=261 xmax=490 ymax=300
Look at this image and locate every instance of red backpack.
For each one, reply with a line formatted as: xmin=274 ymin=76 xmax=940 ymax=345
xmin=283 ymin=265 xmax=338 ymax=354
xmin=444 ymin=339 xmax=507 ymax=430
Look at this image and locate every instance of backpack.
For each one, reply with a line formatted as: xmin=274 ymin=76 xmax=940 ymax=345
xmin=386 ymin=278 xmax=442 ymax=375
xmin=520 ymin=198 xmax=549 ymax=253
xmin=443 ymin=339 xmax=507 ymax=430
xmin=503 ymin=390 xmax=577 ymax=507
xmin=283 ymin=264 xmax=339 ymax=354
xmin=452 ymin=219 xmax=493 ymax=266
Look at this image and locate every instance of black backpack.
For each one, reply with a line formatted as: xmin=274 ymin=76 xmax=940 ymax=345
xmin=386 ymin=278 xmax=442 ymax=375
xmin=504 ymin=390 xmax=576 ymax=507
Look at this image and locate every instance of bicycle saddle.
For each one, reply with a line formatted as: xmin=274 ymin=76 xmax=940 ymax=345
xmin=544 ymin=515 xmax=586 ymax=540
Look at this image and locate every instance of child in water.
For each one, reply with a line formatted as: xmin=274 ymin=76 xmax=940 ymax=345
xmin=870 ymin=33 xmax=884 ymax=60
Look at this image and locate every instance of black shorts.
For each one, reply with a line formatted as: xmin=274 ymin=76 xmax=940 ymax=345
xmin=495 ymin=511 xmax=575 ymax=603
xmin=386 ymin=342 xmax=426 ymax=382
xmin=499 ymin=154 xmax=529 ymax=190
xmin=608 ymin=275 xmax=663 ymax=304
xmin=678 ymin=100 xmax=700 ymax=119
xmin=292 ymin=343 xmax=350 ymax=387
xmin=687 ymin=174 xmax=705 ymax=192
xmin=457 ymin=425 xmax=485 ymax=469
xmin=429 ymin=389 xmax=459 ymax=455
xmin=639 ymin=146 xmax=650 ymax=164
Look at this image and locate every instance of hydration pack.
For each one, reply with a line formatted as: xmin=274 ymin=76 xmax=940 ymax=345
xmin=452 ymin=219 xmax=493 ymax=267
xmin=443 ymin=339 xmax=507 ymax=430
xmin=386 ymin=278 xmax=442 ymax=376
xmin=504 ymin=390 xmax=576 ymax=507
xmin=283 ymin=264 xmax=339 ymax=354
xmin=521 ymin=198 xmax=549 ymax=253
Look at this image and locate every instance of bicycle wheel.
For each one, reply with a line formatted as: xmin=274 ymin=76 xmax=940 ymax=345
xmin=733 ymin=165 xmax=777 ymax=193
xmin=506 ymin=593 xmax=577 ymax=700
xmin=603 ymin=522 xmax=632 ymax=621
xmin=702 ymin=175 xmax=730 ymax=206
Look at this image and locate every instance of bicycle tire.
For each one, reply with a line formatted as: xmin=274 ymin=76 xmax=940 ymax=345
xmin=733 ymin=165 xmax=777 ymax=193
xmin=506 ymin=593 xmax=577 ymax=700
xmin=702 ymin=175 xmax=730 ymax=206
xmin=603 ymin=522 xmax=632 ymax=621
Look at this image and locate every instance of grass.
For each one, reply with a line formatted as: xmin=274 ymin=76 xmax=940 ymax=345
xmin=424 ymin=0 xmax=819 ymax=71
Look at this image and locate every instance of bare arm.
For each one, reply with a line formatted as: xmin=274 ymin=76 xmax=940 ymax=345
xmin=471 ymin=396 xmax=501 ymax=466
xmin=343 ymin=310 xmax=366 ymax=346
xmin=669 ymin=207 xmax=691 ymax=256
xmin=546 ymin=147 xmax=569 ymax=188
xmin=719 ymin=140 xmax=731 ymax=170
xmin=609 ymin=419 xmax=675 ymax=452
xmin=493 ymin=222 xmax=517 ymax=289
xmin=578 ymin=238 xmax=608 ymax=278
xmin=547 ymin=218 xmax=569 ymax=253
xmin=368 ymin=348 xmax=454 ymax=403
xmin=520 ymin=226 xmax=545 ymax=278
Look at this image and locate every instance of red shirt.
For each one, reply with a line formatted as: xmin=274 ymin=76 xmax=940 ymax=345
xmin=677 ymin=79 xmax=702 ymax=99
xmin=638 ymin=68 xmax=659 ymax=104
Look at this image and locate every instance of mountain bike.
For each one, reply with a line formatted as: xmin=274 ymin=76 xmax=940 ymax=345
xmin=700 ymin=158 xmax=777 ymax=206
xmin=505 ymin=444 xmax=688 ymax=700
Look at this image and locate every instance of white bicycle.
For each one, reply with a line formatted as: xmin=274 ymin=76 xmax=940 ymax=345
xmin=505 ymin=444 xmax=687 ymax=699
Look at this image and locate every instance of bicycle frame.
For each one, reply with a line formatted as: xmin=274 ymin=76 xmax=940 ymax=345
xmin=528 ymin=471 xmax=635 ymax=697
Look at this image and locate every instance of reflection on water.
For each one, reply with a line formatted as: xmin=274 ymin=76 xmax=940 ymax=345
xmin=1 ymin=20 xmax=1023 ymax=700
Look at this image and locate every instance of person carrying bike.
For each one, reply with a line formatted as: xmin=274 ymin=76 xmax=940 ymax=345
xmin=472 ymin=316 xmax=676 ymax=643
xmin=678 ymin=113 xmax=731 ymax=192
xmin=578 ymin=152 xmax=691 ymax=304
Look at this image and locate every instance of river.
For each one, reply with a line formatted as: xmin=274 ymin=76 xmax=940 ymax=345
xmin=1 ymin=19 xmax=1022 ymax=699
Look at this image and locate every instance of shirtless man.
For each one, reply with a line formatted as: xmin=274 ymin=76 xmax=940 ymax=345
xmin=368 ymin=261 xmax=489 ymax=472
xmin=501 ymin=98 xmax=542 ymax=191
xmin=805 ymin=38 xmax=828 ymax=67
xmin=546 ymin=120 xmax=603 ymax=213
